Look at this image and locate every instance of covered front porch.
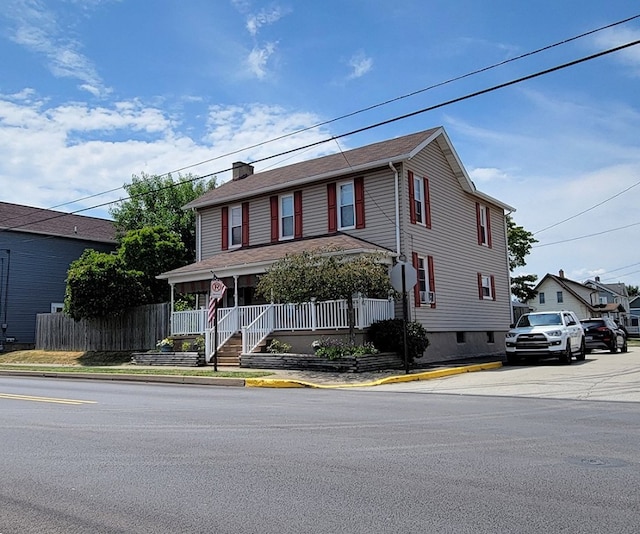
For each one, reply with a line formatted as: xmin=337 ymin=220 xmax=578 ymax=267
xmin=171 ymin=297 xmax=395 ymax=364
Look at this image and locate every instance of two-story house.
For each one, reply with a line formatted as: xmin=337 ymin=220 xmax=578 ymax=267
xmin=0 ymin=201 xmax=116 ymax=350
xmin=527 ymin=270 xmax=626 ymax=322
xmin=159 ymin=127 xmax=515 ymax=363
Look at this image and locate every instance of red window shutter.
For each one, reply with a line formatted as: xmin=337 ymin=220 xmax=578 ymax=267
xmin=355 ymin=177 xmax=365 ymax=229
xmin=242 ymin=202 xmax=249 ymax=247
xmin=477 ymin=272 xmax=484 ymax=300
xmin=490 ymin=275 xmax=496 ymax=301
xmin=476 ymin=203 xmax=482 ymax=245
xmin=412 ymin=252 xmax=421 ymax=308
xmin=427 ymin=255 xmax=436 ymax=308
xmin=270 ymin=196 xmax=279 ymax=243
xmin=424 ymin=177 xmax=432 ymax=229
xmin=408 ymin=171 xmax=416 ymax=224
xmin=294 ymin=190 xmax=303 ymax=238
xmin=327 ymin=183 xmax=337 ymax=233
xmin=221 ymin=206 xmax=229 ymax=250
xmin=486 ymin=206 xmax=492 ymax=248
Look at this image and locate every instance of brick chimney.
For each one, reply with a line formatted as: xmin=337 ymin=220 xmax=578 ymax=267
xmin=558 ymin=269 xmax=564 ymax=278
xmin=232 ymin=162 xmax=254 ymax=181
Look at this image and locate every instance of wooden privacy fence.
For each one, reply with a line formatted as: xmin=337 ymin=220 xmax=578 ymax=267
xmin=36 ymin=303 xmax=170 ymax=351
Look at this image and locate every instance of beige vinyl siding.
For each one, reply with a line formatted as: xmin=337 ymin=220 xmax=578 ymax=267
xmin=402 ymin=142 xmax=511 ymax=331
xmin=199 ymin=205 xmax=219 ymax=258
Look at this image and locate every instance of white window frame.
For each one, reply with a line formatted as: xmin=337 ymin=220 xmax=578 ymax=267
xmin=481 ymin=275 xmax=493 ymax=300
xmin=478 ymin=204 xmax=489 ymax=246
xmin=51 ymin=303 xmax=64 ymax=313
xmin=229 ymin=205 xmax=242 ymax=248
xmin=280 ymin=194 xmax=294 ymax=240
xmin=338 ymin=181 xmax=355 ymax=230
xmin=557 ymin=291 xmax=563 ymax=303
xmin=539 ymin=292 xmax=545 ymax=304
xmin=414 ymin=176 xmax=425 ymax=225
xmin=416 ymin=256 xmax=434 ymax=304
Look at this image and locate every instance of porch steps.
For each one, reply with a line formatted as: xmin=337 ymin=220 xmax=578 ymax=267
xmin=212 ymin=334 xmax=269 ymax=367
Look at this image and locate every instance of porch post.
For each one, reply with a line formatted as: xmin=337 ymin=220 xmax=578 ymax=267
xmin=169 ymin=283 xmax=175 ymax=335
xmin=234 ymin=275 xmax=239 ymax=332
xmin=311 ymin=297 xmax=317 ymax=331
xmin=357 ymin=294 xmax=364 ymax=329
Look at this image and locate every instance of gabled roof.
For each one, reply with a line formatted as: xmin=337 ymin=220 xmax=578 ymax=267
xmin=0 ymin=201 xmax=116 ymax=243
xmin=185 ymin=127 xmax=515 ymax=212
xmin=158 ymin=233 xmax=394 ymax=283
xmin=584 ymin=279 xmax=628 ymax=298
xmin=534 ymin=273 xmax=596 ymax=308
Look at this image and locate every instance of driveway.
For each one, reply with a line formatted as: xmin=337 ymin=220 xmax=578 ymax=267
xmin=369 ymin=347 xmax=640 ymax=402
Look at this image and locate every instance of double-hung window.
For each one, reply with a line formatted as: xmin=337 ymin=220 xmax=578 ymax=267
xmin=230 ymin=205 xmax=242 ymax=247
xmin=477 ymin=273 xmax=496 ymax=300
xmin=280 ymin=194 xmax=294 ymax=239
xmin=338 ymin=181 xmax=355 ymax=229
xmin=408 ymin=171 xmax=431 ymax=228
xmin=412 ymin=252 xmax=436 ymax=308
xmin=414 ymin=177 xmax=425 ymax=225
xmin=476 ymin=203 xmax=492 ymax=247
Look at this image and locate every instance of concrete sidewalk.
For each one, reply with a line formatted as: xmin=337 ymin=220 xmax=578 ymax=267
xmin=0 ymin=360 xmax=503 ymax=388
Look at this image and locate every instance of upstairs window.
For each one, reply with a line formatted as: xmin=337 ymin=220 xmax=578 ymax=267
xmin=408 ymin=171 xmax=432 ymax=228
xmin=557 ymin=291 xmax=563 ymax=303
xmin=280 ymin=195 xmax=294 ymax=239
xmin=338 ymin=181 xmax=355 ymax=229
xmin=230 ymin=205 xmax=242 ymax=247
xmin=476 ymin=203 xmax=492 ymax=247
xmin=539 ymin=292 xmax=546 ymax=304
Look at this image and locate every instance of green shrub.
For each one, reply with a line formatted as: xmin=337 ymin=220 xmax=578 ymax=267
xmin=266 ymin=339 xmax=292 ymax=354
xmin=368 ymin=319 xmax=429 ymax=363
xmin=312 ymin=337 xmax=379 ymax=360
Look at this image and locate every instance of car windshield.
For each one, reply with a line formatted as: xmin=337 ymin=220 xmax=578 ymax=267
xmin=517 ymin=313 xmax=562 ymax=327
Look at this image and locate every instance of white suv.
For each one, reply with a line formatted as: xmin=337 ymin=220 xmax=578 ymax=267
xmin=505 ymin=311 xmax=585 ymax=365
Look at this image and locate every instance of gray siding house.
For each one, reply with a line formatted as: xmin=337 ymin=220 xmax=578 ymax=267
xmin=160 ymin=127 xmax=515 ymax=362
xmin=0 ymin=202 xmax=116 ymax=350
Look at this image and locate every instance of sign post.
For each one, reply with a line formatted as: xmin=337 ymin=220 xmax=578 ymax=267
xmin=390 ymin=261 xmax=418 ymax=374
xmin=209 ymin=277 xmax=227 ymax=372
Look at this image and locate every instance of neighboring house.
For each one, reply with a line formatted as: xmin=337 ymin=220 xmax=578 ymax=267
xmin=0 ymin=201 xmax=116 ymax=350
xmin=159 ymin=127 xmax=515 ymax=362
xmin=527 ymin=270 xmax=627 ymax=323
xmin=629 ymin=295 xmax=640 ymax=337
xmin=583 ymin=277 xmax=631 ymax=317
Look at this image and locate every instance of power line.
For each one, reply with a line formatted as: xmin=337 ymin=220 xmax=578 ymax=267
xmin=18 ymin=13 xmax=640 ymax=216
xmin=533 ymin=179 xmax=640 ymax=235
xmin=2 ymin=37 xmax=640 ymax=235
xmin=534 ymin=220 xmax=640 ymax=248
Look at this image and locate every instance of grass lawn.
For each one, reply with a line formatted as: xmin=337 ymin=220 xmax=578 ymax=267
xmin=0 ymin=350 xmax=273 ymax=378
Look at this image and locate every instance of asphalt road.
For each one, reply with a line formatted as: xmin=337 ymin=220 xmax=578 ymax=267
xmin=369 ymin=347 xmax=640 ymax=401
xmin=1 ymin=374 xmax=639 ymax=533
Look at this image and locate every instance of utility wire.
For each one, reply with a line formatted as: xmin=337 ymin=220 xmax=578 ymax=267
xmin=2 ymin=37 xmax=640 ymax=235
xmin=19 ymin=13 xmax=640 ymax=216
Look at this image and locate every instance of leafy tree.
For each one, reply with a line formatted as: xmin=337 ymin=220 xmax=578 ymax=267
xmin=368 ymin=319 xmax=430 ymax=364
xmin=109 ymin=172 xmax=215 ymax=262
xmin=627 ymin=285 xmax=639 ymax=297
xmin=118 ymin=226 xmax=187 ymax=303
xmin=64 ymin=250 xmax=147 ymax=320
xmin=256 ymin=248 xmax=392 ymax=341
xmin=507 ymin=215 xmax=539 ymax=302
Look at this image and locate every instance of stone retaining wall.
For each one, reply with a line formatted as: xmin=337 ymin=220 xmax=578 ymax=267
xmin=241 ymin=352 xmax=403 ymax=373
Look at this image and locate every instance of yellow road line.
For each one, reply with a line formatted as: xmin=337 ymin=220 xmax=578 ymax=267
xmin=0 ymin=393 xmax=97 ymax=405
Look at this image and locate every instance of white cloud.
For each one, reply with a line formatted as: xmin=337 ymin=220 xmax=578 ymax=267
xmin=246 ymin=6 xmax=288 ymax=37
xmin=0 ymin=94 xmax=335 ymax=218
xmin=3 ymin=0 xmax=110 ymax=96
xmin=592 ymin=27 xmax=640 ymax=75
xmin=246 ymin=42 xmax=277 ymax=79
xmin=347 ymin=51 xmax=373 ymax=79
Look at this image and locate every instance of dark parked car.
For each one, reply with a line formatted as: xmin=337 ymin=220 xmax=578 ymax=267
xmin=580 ymin=318 xmax=627 ymax=353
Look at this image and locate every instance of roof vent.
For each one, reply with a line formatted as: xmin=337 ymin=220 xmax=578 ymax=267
xmin=232 ymin=162 xmax=254 ymax=181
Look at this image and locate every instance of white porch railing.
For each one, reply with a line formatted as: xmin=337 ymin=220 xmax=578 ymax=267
xmin=172 ymin=298 xmax=395 ymax=357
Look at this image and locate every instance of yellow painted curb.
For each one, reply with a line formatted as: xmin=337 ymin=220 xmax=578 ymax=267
xmin=244 ymin=361 xmax=503 ymax=389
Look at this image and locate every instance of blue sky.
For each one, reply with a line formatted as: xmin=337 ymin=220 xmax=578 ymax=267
xmin=1 ymin=0 xmax=640 ymax=288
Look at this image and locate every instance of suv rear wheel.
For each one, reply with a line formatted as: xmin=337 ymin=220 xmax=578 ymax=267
xmin=610 ymin=338 xmax=618 ymax=354
xmin=576 ymin=338 xmax=586 ymax=361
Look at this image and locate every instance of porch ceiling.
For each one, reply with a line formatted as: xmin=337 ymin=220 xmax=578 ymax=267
xmin=158 ymin=233 xmax=394 ymax=284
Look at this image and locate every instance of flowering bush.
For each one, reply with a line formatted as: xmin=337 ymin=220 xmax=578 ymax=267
xmin=267 ymin=339 xmax=292 ymax=354
xmin=311 ymin=338 xmax=379 ymax=360
xmin=156 ymin=338 xmax=173 ymax=349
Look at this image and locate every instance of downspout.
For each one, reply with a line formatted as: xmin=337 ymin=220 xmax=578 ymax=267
xmin=389 ymin=162 xmax=401 ymax=258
